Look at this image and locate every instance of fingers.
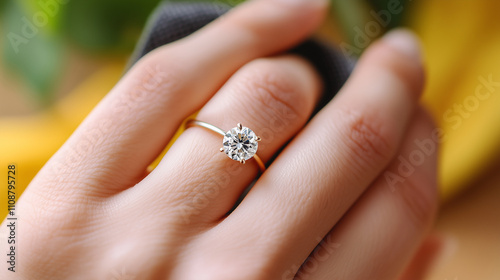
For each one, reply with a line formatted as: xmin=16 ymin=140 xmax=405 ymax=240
xmin=130 ymin=55 xmax=321 ymax=224
xmin=295 ymin=109 xmax=438 ymax=280
xmin=197 ymin=30 xmax=425 ymax=278
xmin=28 ymin=0 xmax=328 ymax=200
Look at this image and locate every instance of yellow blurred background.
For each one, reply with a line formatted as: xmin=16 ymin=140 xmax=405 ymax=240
xmin=1 ymin=0 xmax=499 ymax=278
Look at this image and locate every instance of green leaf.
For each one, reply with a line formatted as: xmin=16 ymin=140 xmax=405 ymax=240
xmin=60 ymin=0 xmax=163 ymax=52
xmin=166 ymin=0 xmax=246 ymax=6
xmin=2 ymin=0 xmax=63 ymax=105
xmin=366 ymin=0 xmax=413 ymax=28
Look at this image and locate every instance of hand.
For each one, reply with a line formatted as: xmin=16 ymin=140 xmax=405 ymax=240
xmin=1 ymin=0 xmax=439 ymax=279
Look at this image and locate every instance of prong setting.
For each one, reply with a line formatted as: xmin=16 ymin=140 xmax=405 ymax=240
xmin=222 ymin=123 xmax=259 ymax=163
xmin=187 ymin=119 xmax=266 ymax=172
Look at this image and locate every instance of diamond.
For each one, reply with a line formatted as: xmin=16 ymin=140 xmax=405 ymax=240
xmin=222 ymin=124 xmax=259 ymax=162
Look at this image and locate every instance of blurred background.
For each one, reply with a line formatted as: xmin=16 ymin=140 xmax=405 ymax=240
xmin=1 ymin=0 xmax=499 ymax=278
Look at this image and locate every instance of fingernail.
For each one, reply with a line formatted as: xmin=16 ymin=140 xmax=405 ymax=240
xmin=273 ymin=0 xmax=328 ymax=7
xmin=382 ymin=28 xmax=422 ymax=61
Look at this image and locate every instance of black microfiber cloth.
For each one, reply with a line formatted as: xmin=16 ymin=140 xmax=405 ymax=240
xmin=130 ymin=1 xmax=355 ymax=115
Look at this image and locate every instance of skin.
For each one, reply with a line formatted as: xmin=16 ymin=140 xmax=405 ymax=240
xmin=0 ymin=0 xmax=440 ymax=279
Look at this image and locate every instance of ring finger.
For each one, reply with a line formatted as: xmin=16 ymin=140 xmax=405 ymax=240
xmin=128 ymin=55 xmax=322 ymax=224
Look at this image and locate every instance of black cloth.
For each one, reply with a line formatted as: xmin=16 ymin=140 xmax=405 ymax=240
xmin=131 ymin=1 xmax=355 ymax=115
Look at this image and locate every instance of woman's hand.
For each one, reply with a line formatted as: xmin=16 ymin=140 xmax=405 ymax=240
xmin=1 ymin=0 xmax=439 ymax=279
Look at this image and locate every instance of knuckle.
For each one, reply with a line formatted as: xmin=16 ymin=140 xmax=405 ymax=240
xmin=337 ymin=109 xmax=396 ymax=168
xmin=238 ymin=58 xmax=312 ymax=124
xmin=121 ymin=51 xmax=182 ymax=109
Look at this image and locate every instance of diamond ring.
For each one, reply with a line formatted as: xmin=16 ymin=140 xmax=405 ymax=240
xmin=185 ymin=120 xmax=265 ymax=172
